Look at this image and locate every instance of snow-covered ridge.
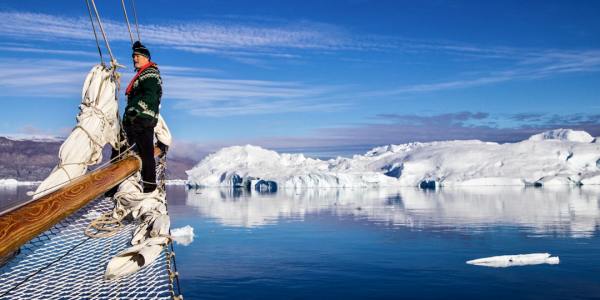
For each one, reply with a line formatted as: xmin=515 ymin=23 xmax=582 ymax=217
xmin=0 ymin=134 xmax=64 ymax=142
xmin=186 ymin=129 xmax=600 ymax=189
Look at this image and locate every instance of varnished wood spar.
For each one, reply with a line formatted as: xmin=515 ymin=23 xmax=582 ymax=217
xmin=0 ymin=148 xmax=160 ymax=258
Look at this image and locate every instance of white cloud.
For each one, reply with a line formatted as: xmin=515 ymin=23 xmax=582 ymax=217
xmin=2 ymin=11 xmax=600 ymax=116
xmin=360 ymin=49 xmax=600 ymax=97
xmin=0 ymin=45 xmax=97 ymax=57
xmin=0 ymin=11 xmax=375 ymax=60
xmin=0 ymin=57 xmax=348 ymax=116
xmin=163 ymin=74 xmax=347 ymax=116
xmin=0 ymin=58 xmax=94 ymax=96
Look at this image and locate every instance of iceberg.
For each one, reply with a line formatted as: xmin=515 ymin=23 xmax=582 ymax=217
xmin=187 ymin=129 xmax=600 ymax=189
xmin=467 ymin=253 xmax=560 ymax=268
xmin=170 ymin=225 xmax=194 ymax=246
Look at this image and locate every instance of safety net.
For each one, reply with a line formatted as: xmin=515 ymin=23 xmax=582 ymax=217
xmin=0 ymin=195 xmax=178 ymax=299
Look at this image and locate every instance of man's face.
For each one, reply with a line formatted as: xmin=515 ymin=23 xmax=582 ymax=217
xmin=132 ymin=54 xmax=149 ymax=69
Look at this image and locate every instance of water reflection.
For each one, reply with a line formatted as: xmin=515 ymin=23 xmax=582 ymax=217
xmin=186 ymin=186 xmax=600 ymax=237
xmin=0 ymin=185 xmax=36 ymax=212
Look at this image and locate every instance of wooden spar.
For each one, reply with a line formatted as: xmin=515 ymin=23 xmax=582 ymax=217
xmin=0 ymin=148 xmax=161 ymax=258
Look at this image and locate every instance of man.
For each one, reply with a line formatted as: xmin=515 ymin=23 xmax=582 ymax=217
xmin=122 ymin=41 xmax=162 ymax=193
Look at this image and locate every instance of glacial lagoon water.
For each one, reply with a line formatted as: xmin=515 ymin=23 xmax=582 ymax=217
xmin=3 ymin=185 xmax=600 ymax=299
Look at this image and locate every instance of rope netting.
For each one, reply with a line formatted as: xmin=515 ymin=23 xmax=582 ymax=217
xmin=0 ymin=195 xmax=179 ymax=299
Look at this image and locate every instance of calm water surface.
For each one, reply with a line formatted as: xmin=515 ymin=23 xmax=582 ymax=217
xmin=3 ymin=185 xmax=600 ymax=299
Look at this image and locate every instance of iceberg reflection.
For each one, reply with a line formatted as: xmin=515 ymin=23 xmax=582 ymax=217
xmin=185 ymin=186 xmax=600 ymax=237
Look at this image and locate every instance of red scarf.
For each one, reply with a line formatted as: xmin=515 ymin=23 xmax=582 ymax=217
xmin=126 ymin=62 xmax=156 ymax=95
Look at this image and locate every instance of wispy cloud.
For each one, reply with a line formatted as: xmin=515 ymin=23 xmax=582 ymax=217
xmin=164 ymin=74 xmax=346 ymax=116
xmin=0 ymin=45 xmax=97 ymax=57
xmin=0 ymin=58 xmax=94 ymax=96
xmin=363 ymin=49 xmax=600 ymax=97
xmin=2 ymin=10 xmax=599 ymax=117
xmin=0 ymin=57 xmax=348 ymax=116
xmin=0 ymin=11 xmax=379 ymax=61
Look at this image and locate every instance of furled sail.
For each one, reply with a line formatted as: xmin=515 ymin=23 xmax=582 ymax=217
xmin=32 ymin=65 xmax=120 ymax=199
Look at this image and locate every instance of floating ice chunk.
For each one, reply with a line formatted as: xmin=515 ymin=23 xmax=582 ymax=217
xmin=0 ymin=179 xmax=18 ymax=186
xmin=165 ymin=179 xmax=188 ymax=186
xmin=171 ymin=225 xmax=195 ymax=246
xmin=466 ymin=253 xmax=560 ymax=268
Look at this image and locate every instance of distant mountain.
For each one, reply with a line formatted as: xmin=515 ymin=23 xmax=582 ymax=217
xmin=0 ymin=137 xmax=193 ymax=181
xmin=0 ymin=136 xmax=61 ymax=181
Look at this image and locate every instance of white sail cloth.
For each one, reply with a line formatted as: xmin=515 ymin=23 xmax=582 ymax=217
xmin=104 ymin=162 xmax=171 ymax=279
xmin=104 ymin=115 xmax=173 ymax=279
xmin=32 ymin=65 xmax=173 ymax=200
xmin=33 ymin=65 xmax=120 ymax=199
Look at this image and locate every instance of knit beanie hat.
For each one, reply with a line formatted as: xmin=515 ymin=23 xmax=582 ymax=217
xmin=132 ymin=41 xmax=151 ymax=60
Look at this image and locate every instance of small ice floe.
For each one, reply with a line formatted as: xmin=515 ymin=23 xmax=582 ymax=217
xmin=466 ymin=253 xmax=559 ymax=268
xmin=165 ymin=179 xmax=188 ymax=186
xmin=170 ymin=225 xmax=195 ymax=246
xmin=0 ymin=179 xmax=18 ymax=186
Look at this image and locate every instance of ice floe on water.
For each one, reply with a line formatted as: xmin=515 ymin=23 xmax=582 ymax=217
xmin=467 ymin=253 xmax=560 ymax=268
xmin=0 ymin=179 xmax=42 ymax=187
xmin=170 ymin=225 xmax=195 ymax=246
xmin=165 ymin=179 xmax=188 ymax=186
xmin=186 ymin=129 xmax=600 ymax=189
xmin=0 ymin=179 xmax=18 ymax=186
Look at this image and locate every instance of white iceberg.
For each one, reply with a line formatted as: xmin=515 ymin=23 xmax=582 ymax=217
xmin=170 ymin=225 xmax=195 ymax=246
xmin=467 ymin=253 xmax=560 ymax=268
xmin=187 ymin=129 xmax=600 ymax=189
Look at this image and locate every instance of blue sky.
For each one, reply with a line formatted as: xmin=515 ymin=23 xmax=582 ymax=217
xmin=0 ymin=0 xmax=599 ymax=159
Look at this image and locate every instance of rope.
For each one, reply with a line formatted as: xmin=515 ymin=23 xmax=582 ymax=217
xmin=131 ymin=0 xmax=142 ymax=41
xmin=84 ymin=146 xmax=166 ymax=240
xmin=85 ymin=212 xmax=125 ymax=238
xmin=158 ymin=154 xmax=183 ymax=298
xmin=89 ymin=0 xmax=116 ymax=64
xmin=84 ymin=0 xmax=104 ymax=65
xmin=120 ymin=0 xmax=135 ymax=44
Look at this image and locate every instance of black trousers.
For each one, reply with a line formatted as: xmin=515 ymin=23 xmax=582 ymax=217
xmin=108 ymin=117 xmax=157 ymax=195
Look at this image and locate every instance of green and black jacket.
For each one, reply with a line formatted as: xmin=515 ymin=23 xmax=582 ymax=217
xmin=125 ymin=63 xmax=162 ymax=124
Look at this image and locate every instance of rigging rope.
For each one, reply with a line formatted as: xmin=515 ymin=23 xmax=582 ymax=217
xmin=89 ymin=0 xmax=116 ymax=64
xmin=131 ymin=0 xmax=142 ymax=41
xmin=120 ymin=0 xmax=135 ymax=44
xmin=121 ymin=0 xmax=142 ymax=44
xmin=84 ymin=0 xmax=104 ymax=65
